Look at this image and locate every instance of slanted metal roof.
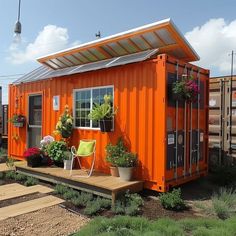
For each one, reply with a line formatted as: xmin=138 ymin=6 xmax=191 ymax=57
xmin=37 ymin=19 xmax=199 ymax=70
xmin=13 ymin=49 xmax=158 ymax=84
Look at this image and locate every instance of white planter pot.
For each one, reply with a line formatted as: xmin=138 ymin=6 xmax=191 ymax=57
xmin=118 ymin=167 xmax=134 ymax=181
xmin=64 ymin=160 xmax=72 ymax=170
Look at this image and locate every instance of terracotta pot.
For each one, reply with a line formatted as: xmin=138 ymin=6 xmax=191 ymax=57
xmin=110 ymin=166 xmax=119 ymax=177
xmin=118 ymin=167 xmax=134 ymax=181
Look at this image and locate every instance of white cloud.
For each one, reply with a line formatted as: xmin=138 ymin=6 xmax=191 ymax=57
xmin=7 ymin=25 xmax=80 ymax=64
xmin=185 ymin=18 xmax=236 ymax=75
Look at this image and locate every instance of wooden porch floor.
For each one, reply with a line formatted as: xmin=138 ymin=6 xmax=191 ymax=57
xmin=15 ymin=161 xmax=143 ymax=203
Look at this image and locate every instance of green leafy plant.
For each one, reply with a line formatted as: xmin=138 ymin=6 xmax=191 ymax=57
xmin=5 ymin=170 xmax=17 ymax=180
xmin=106 ymin=138 xmax=127 ymax=167
xmin=63 ymin=189 xmax=79 ymax=200
xmin=83 ymin=197 xmax=111 ymax=216
xmin=116 ymin=152 xmax=137 ymax=168
xmin=9 ymin=114 xmax=26 ymax=124
xmin=54 ymin=105 xmax=73 ymax=138
xmin=24 ymin=176 xmax=39 ymax=186
xmin=47 ymin=141 xmax=68 ymax=163
xmin=71 ymin=192 xmax=94 ymax=207
xmin=112 ymin=191 xmax=143 ymax=216
xmin=54 ymin=184 xmax=70 ymax=195
xmin=159 ymin=188 xmax=185 ymax=211
xmin=88 ymin=94 xmax=117 ymax=121
xmin=172 ymin=75 xmax=199 ymax=101
xmin=15 ymin=173 xmax=28 ymax=182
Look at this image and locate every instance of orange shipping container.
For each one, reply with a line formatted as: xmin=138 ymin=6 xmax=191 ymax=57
xmin=8 ymin=19 xmax=209 ymax=191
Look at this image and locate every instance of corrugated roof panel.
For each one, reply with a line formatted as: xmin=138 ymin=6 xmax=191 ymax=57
xmin=119 ymin=39 xmax=138 ymax=53
xmin=131 ymin=36 xmax=151 ymax=50
xmin=156 ymin=29 xmax=176 ymax=45
xmin=143 ymin=32 xmax=164 ymax=48
xmin=108 ymin=42 xmax=127 ymax=55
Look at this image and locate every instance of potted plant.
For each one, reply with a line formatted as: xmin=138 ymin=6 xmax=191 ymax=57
xmin=9 ymin=114 xmax=26 ymax=127
xmin=63 ymin=151 xmax=73 ymax=170
xmin=46 ymin=141 xmax=68 ymax=167
xmin=24 ymin=147 xmax=42 ymax=167
xmin=116 ymin=151 xmax=137 ymax=181
xmin=88 ymin=94 xmax=117 ymax=132
xmin=106 ymin=138 xmax=127 ymax=177
xmin=172 ymin=75 xmax=199 ymax=102
xmin=40 ymin=135 xmax=55 ymax=166
xmin=54 ymin=105 xmax=73 ymax=139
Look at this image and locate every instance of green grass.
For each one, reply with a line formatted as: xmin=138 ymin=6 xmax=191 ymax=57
xmin=73 ymin=215 xmax=236 ymax=236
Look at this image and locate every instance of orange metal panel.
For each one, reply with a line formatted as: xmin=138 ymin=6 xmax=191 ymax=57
xmin=8 ymin=54 xmax=209 ymax=191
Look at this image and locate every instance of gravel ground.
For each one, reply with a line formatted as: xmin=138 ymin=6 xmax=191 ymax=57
xmin=0 ymin=205 xmax=89 ymax=236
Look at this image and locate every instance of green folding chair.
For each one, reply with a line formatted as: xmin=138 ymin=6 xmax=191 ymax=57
xmin=70 ymin=139 xmax=96 ymax=178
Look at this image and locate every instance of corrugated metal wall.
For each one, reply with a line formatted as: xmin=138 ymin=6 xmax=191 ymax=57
xmin=209 ymin=76 xmax=236 ymax=166
xmin=8 ymin=54 xmax=209 ymax=191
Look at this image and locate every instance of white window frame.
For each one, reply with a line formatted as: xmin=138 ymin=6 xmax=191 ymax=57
xmin=73 ymin=85 xmax=114 ymax=130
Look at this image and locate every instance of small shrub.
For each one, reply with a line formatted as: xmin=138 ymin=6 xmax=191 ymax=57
xmin=111 ymin=192 xmax=143 ymax=216
xmin=24 ymin=176 xmax=39 ymax=186
xmin=5 ymin=170 xmax=17 ymax=180
xmin=83 ymin=197 xmax=111 ymax=216
xmin=54 ymin=184 xmax=69 ymax=195
xmin=15 ymin=173 xmax=28 ymax=182
xmin=83 ymin=201 xmax=102 ymax=216
xmin=212 ymin=188 xmax=236 ymax=219
xmin=80 ymin=192 xmax=94 ymax=204
xmin=63 ymin=188 xmax=78 ymax=200
xmin=112 ymin=200 xmax=126 ymax=215
xmin=159 ymin=188 xmax=185 ymax=211
xmin=71 ymin=197 xmax=85 ymax=207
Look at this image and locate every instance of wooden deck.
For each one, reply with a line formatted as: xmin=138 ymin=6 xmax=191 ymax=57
xmin=15 ymin=161 xmax=143 ymax=203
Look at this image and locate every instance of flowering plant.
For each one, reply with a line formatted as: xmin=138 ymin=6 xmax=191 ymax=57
xmin=172 ymin=75 xmax=199 ymax=101
xmin=23 ymin=147 xmax=41 ymax=158
xmin=9 ymin=114 xmax=26 ymax=123
xmin=116 ymin=152 xmax=137 ymax=168
xmin=54 ymin=105 xmax=73 ymax=138
xmin=40 ymin=135 xmax=55 ymax=155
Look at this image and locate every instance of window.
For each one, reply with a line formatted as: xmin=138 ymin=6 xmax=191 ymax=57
xmin=74 ymin=86 xmax=114 ymax=129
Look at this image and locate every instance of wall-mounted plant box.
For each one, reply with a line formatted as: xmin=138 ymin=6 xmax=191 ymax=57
xmin=13 ymin=122 xmax=24 ymax=127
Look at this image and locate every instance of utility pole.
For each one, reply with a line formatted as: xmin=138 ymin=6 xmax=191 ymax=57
xmin=228 ymin=50 xmax=236 ymax=156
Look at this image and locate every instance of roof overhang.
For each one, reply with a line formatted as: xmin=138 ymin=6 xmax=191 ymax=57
xmin=37 ymin=18 xmax=199 ymax=70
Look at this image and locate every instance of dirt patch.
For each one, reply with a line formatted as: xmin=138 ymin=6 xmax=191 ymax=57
xmin=0 ymin=205 xmax=89 ymax=236
xmin=141 ymin=197 xmax=197 ymax=220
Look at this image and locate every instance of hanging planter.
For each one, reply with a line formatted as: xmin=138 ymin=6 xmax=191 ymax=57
xmin=172 ymin=75 xmax=199 ymax=102
xmin=99 ymin=118 xmax=113 ymax=132
xmin=10 ymin=114 xmax=26 ymax=128
xmin=88 ymin=94 xmax=117 ymax=133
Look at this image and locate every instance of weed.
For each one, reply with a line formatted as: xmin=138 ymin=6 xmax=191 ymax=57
xmin=24 ymin=176 xmax=39 ymax=186
xmin=159 ymin=188 xmax=185 ymax=211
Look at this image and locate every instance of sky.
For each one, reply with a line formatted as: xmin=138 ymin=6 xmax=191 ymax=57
xmin=1 ymin=0 xmax=236 ymax=104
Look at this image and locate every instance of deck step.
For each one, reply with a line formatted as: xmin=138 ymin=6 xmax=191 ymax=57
xmin=0 ymin=185 xmax=53 ymax=201
xmin=0 ymin=195 xmax=64 ymax=221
